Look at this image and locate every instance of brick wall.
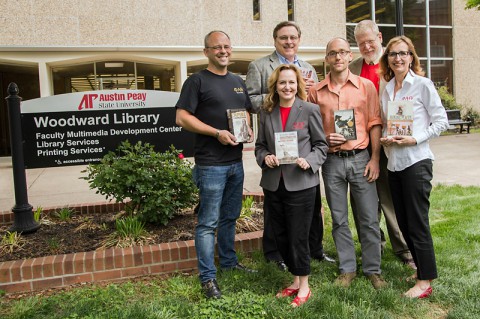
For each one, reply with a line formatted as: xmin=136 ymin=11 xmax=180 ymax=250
xmin=0 ymin=193 xmax=264 ymax=294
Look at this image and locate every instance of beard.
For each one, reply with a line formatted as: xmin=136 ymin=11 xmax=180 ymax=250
xmin=364 ymin=47 xmax=383 ymax=64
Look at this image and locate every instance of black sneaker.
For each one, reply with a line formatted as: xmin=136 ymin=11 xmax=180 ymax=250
xmin=201 ymin=279 xmax=222 ymax=299
xmin=233 ymin=263 xmax=258 ymax=273
xmin=312 ymin=253 xmax=336 ymax=263
xmin=274 ymin=260 xmax=288 ymax=271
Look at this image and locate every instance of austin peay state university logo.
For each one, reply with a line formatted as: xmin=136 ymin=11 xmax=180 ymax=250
xmin=78 ymin=94 xmax=98 ymax=110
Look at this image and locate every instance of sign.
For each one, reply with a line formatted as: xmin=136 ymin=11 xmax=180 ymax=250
xmin=21 ymin=90 xmax=194 ymax=168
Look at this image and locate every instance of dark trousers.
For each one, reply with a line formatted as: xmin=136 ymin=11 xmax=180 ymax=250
xmin=263 ymin=180 xmax=316 ymax=276
xmin=388 ymin=159 xmax=438 ymax=280
xmin=263 ymin=184 xmax=324 ymax=262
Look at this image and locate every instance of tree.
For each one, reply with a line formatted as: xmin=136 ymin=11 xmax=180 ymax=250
xmin=465 ymin=0 xmax=480 ymax=10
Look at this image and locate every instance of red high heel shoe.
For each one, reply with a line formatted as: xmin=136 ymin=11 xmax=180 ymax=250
xmin=276 ymin=287 xmax=299 ymax=298
xmin=291 ymin=289 xmax=311 ymax=307
xmin=404 ymin=286 xmax=433 ymax=299
xmin=418 ymin=286 xmax=433 ymax=299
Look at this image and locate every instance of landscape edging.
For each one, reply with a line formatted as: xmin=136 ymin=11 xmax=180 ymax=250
xmin=0 ymin=192 xmax=264 ymax=294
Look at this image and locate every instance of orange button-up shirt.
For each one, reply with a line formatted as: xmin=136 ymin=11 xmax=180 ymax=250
xmin=307 ymin=71 xmax=382 ymax=153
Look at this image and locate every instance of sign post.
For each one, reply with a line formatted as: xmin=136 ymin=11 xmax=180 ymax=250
xmin=6 ymin=83 xmax=40 ymax=233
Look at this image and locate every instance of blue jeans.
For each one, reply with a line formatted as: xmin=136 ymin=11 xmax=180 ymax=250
xmin=192 ymin=162 xmax=244 ymax=282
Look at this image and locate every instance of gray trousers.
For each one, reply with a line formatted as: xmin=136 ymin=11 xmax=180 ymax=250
xmin=352 ymin=147 xmax=412 ymax=261
xmin=322 ymin=150 xmax=381 ymax=275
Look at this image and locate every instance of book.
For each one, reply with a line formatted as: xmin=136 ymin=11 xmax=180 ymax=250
xmin=226 ymin=108 xmax=250 ymax=143
xmin=274 ymin=131 xmax=298 ymax=165
xmin=299 ymin=67 xmax=314 ymax=80
xmin=386 ymin=101 xmax=413 ymax=137
xmin=334 ymin=109 xmax=357 ymax=140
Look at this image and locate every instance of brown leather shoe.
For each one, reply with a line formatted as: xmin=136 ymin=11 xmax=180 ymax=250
xmin=367 ymin=274 xmax=388 ymax=290
xmin=334 ymin=272 xmax=357 ymax=287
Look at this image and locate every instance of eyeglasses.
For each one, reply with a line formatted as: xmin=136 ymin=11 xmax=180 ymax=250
xmin=388 ymin=51 xmax=412 ymax=58
xmin=326 ymin=50 xmax=351 ymax=58
xmin=358 ymin=34 xmax=379 ymax=48
xmin=277 ymin=35 xmax=299 ymax=42
xmin=205 ymin=45 xmax=232 ymax=51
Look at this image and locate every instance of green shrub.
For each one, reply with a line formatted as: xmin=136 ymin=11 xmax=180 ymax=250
xmin=83 ymin=141 xmax=198 ymax=225
xmin=438 ymin=86 xmax=459 ymax=110
xmin=438 ymin=86 xmax=479 ymax=124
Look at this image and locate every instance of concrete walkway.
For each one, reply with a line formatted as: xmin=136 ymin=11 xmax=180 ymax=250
xmin=1 ymin=133 xmax=479 ymax=212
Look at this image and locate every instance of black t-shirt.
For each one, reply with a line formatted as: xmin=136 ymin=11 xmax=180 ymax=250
xmin=175 ymin=69 xmax=253 ymax=165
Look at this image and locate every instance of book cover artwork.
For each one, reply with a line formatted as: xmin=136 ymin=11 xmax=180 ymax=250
xmin=334 ymin=109 xmax=357 ymax=140
xmin=274 ymin=131 xmax=299 ymax=165
xmin=387 ymin=101 xmax=413 ymax=137
xmin=227 ymin=109 xmax=250 ymax=143
xmin=299 ymin=67 xmax=314 ymax=80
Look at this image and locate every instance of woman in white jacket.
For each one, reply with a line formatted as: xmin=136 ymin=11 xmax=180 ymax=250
xmin=378 ymin=35 xmax=448 ymax=299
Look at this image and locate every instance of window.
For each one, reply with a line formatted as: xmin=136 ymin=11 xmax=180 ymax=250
xmin=288 ymin=0 xmax=295 ymax=21
xmin=345 ymin=0 xmax=453 ymax=91
xmin=253 ymin=0 xmax=260 ymax=21
xmin=52 ymin=60 xmax=176 ymax=94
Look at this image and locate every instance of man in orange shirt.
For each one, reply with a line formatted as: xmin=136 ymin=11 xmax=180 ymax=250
xmin=307 ymin=37 xmax=386 ymax=289
xmin=349 ymin=20 xmax=414 ymax=268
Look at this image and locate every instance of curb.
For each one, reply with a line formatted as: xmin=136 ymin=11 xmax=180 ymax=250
xmin=0 ymin=192 xmax=264 ymax=294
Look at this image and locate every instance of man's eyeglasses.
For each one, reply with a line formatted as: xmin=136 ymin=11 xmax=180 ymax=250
xmin=277 ymin=35 xmax=299 ymax=42
xmin=326 ymin=50 xmax=351 ymax=58
xmin=359 ymin=34 xmax=379 ymax=48
xmin=387 ymin=51 xmax=412 ymax=58
xmin=205 ymin=45 xmax=232 ymax=51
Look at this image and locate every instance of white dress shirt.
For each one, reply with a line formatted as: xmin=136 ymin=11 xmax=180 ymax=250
xmin=381 ymin=71 xmax=449 ymax=171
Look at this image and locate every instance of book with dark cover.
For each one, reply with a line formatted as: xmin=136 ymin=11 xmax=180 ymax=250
xmin=334 ymin=109 xmax=357 ymax=140
xmin=387 ymin=101 xmax=413 ymax=137
xmin=227 ymin=108 xmax=250 ymax=143
xmin=274 ymin=131 xmax=298 ymax=165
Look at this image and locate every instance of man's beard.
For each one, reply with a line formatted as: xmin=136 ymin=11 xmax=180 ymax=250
xmin=365 ymin=47 xmax=383 ymax=64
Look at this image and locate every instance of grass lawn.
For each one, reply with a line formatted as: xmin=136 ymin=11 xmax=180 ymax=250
xmin=1 ymin=184 xmax=479 ymax=319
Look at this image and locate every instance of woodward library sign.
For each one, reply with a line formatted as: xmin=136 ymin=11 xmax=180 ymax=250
xmin=21 ymin=90 xmax=194 ymax=168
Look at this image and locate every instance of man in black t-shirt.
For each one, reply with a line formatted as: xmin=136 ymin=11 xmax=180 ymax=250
xmin=175 ymin=30 xmax=255 ymax=299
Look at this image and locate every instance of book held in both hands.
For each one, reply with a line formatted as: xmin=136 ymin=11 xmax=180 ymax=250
xmin=274 ymin=131 xmax=299 ymax=165
xmin=226 ymin=108 xmax=250 ymax=143
xmin=334 ymin=109 xmax=357 ymax=140
xmin=387 ymin=101 xmax=413 ymax=137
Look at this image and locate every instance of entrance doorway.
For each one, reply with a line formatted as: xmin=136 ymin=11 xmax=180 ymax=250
xmin=0 ymin=63 xmax=40 ymax=156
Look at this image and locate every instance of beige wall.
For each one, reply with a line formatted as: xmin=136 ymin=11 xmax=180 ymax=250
xmin=453 ymin=0 xmax=480 ymax=111
xmin=0 ymin=0 xmax=478 ymax=112
xmin=0 ymin=0 xmax=341 ymax=48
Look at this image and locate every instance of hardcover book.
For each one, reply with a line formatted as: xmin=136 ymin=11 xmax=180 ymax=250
xmin=387 ymin=101 xmax=413 ymax=137
xmin=274 ymin=131 xmax=298 ymax=165
xmin=334 ymin=109 xmax=357 ymax=140
xmin=226 ymin=108 xmax=250 ymax=143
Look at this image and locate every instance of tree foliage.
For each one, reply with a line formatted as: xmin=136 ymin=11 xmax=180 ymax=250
xmin=465 ymin=0 xmax=480 ymax=10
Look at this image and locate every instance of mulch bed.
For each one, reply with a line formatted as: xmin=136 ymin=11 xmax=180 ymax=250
xmin=0 ymin=206 xmax=264 ymax=263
